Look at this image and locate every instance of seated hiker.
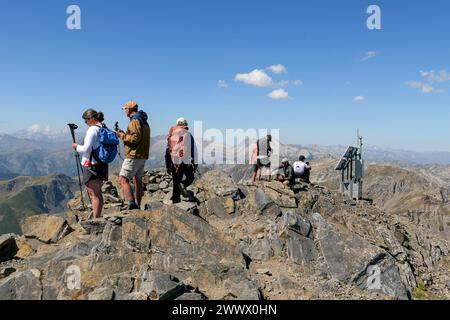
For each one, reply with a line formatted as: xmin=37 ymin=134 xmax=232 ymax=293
xmin=293 ymin=155 xmax=311 ymax=183
xmin=255 ymin=134 xmax=272 ymax=181
xmin=165 ymin=118 xmax=198 ymax=204
xmin=276 ymin=158 xmax=295 ymax=187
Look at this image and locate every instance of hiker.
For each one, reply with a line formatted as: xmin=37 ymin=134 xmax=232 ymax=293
xmin=72 ymin=109 xmax=108 ymax=219
xmin=251 ymin=144 xmax=261 ymax=182
xmin=255 ymin=134 xmax=272 ymax=181
xmin=293 ymin=155 xmax=311 ymax=183
xmin=115 ymin=101 xmax=151 ymax=210
xmin=276 ymin=158 xmax=295 ymax=187
xmin=165 ymin=118 xmax=198 ymax=204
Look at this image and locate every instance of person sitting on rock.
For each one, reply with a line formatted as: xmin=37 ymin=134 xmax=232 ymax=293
xmin=165 ymin=118 xmax=198 ymax=204
xmin=293 ymin=155 xmax=311 ymax=184
xmin=276 ymin=158 xmax=295 ymax=187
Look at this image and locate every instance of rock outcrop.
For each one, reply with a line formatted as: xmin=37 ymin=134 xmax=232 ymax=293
xmin=0 ymin=169 xmax=448 ymax=300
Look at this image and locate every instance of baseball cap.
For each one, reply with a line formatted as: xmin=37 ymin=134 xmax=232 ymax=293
xmin=122 ymin=100 xmax=139 ymax=110
xmin=177 ymin=117 xmax=187 ymax=125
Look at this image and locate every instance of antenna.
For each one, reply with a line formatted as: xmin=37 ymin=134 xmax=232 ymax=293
xmin=357 ymin=129 xmax=363 ymax=159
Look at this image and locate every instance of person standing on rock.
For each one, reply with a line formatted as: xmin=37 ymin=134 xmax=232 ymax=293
xmin=251 ymin=144 xmax=261 ymax=182
xmin=255 ymin=134 xmax=272 ymax=181
xmin=165 ymin=118 xmax=198 ymax=204
xmin=116 ymin=101 xmax=151 ymax=210
xmin=72 ymin=109 xmax=108 ymax=218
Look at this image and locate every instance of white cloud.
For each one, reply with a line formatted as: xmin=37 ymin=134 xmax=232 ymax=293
xmin=292 ymin=80 xmax=303 ymax=86
xmin=267 ymin=64 xmax=287 ymax=74
xmin=406 ymin=81 xmax=435 ymax=94
xmin=268 ymin=88 xmax=289 ymax=100
xmin=235 ymin=69 xmax=273 ymax=87
xmin=353 ymin=96 xmax=365 ymax=103
xmin=419 ymin=69 xmax=450 ymax=84
xmin=362 ymin=51 xmax=378 ymax=61
xmin=217 ymin=80 xmax=228 ymax=89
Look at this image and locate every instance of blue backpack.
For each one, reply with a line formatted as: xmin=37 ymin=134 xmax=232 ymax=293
xmin=92 ymin=126 xmax=119 ymax=164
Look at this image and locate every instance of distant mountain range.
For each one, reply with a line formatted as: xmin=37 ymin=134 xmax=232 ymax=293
xmin=1 ymin=128 xmax=450 ymax=178
xmin=0 ymin=174 xmax=77 ymax=235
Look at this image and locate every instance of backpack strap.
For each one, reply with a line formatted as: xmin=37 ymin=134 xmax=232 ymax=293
xmin=89 ymin=125 xmax=104 ymax=165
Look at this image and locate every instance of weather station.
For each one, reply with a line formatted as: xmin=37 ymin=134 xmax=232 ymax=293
xmin=335 ymin=131 xmax=364 ymax=200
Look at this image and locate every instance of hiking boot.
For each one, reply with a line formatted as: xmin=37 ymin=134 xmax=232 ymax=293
xmin=128 ymin=203 xmax=140 ymax=210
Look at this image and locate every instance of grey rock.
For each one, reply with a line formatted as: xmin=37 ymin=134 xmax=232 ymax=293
xmin=281 ymin=211 xmax=312 ymax=238
xmin=138 ymin=272 xmax=185 ymax=300
xmin=122 ymin=216 xmax=151 ymax=253
xmin=310 ymin=213 xmax=410 ymax=300
xmin=144 ymin=201 xmax=164 ymax=211
xmin=159 ymin=181 xmax=169 ymax=189
xmin=0 ymin=267 xmax=16 ymax=280
xmin=103 ymin=193 xmax=121 ymax=204
xmin=278 ymin=274 xmax=302 ymax=291
xmin=104 ymin=214 xmax=123 ymax=226
xmin=206 ymin=197 xmax=229 ymax=218
xmin=223 ymin=279 xmax=261 ymax=300
xmin=286 ymin=229 xmax=317 ymax=265
xmin=0 ymin=234 xmax=18 ymax=263
xmin=0 ymin=269 xmax=42 ymax=300
xmin=256 ymin=268 xmax=272 ymax=276
xmin=175 ymin=201 xmax=198 ymax=214
xmin=127 ymin=292 xmax=148 ymax=300
xmin=249 ymin=239 xmax=273 ymax=261
xmin=254 ymin=189 xmax=274 ymax=212
xmin=147 ymin=184 xmax=160 ymax=192
xmin=22 ymin=215 xmax=73 ymax=244
xmin=88 ymin=287 xmax=114 ymax=300
xmin=175 ymin=292 xmax=206 ymax=300
xmin=92 ymin=223 xmax=122 ymax=255
xmin=201 ymin=170 xmax=240 ymax=198
xmin=80 ymin=219 xmax=107 ymax=235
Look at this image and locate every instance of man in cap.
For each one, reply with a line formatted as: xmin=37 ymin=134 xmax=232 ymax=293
xmin=165 ymin=117 xmax=198 ymax=203
xmin=116 ymin=100 xmax=151 ymax=210
xmin=276 ymin=158 xmax=295 ymax=187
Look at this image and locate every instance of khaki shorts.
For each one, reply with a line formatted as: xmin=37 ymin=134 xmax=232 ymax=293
xmin=119 ymin=159 xmax=146 ymax=180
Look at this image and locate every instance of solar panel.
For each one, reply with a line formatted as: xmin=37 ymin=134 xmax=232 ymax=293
xmin=335 ymin=158 xmax=349 ymax=170
xmin=342 ymin=146 xmax=357 ymax=159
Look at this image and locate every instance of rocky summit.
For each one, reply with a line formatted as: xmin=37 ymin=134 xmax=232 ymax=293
xmin=0 ymin=169 xmax=448 ymax=300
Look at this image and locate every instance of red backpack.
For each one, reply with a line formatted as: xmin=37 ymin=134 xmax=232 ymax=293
xmin=167 ymin=126 xmax=193 ymax=166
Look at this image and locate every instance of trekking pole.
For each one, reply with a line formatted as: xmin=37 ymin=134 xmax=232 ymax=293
xmin=68 ymin=123 xmax=86 ymax=209
xmin=114 ymin=121 xmax=125 ymax=161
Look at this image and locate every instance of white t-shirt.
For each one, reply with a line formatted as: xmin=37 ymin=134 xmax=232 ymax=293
xmin=76 ymin=126 xmax=101 ymax=167
xmin=293 ymin=161 xmax=310 ymax=175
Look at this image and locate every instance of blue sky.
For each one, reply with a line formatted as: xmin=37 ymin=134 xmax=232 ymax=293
xmin=0 ymin=0 xmax=449 ymax=151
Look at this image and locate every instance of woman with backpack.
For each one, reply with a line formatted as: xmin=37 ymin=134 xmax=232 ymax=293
xmin=71 ymin=109 xmax=109 ymax=219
